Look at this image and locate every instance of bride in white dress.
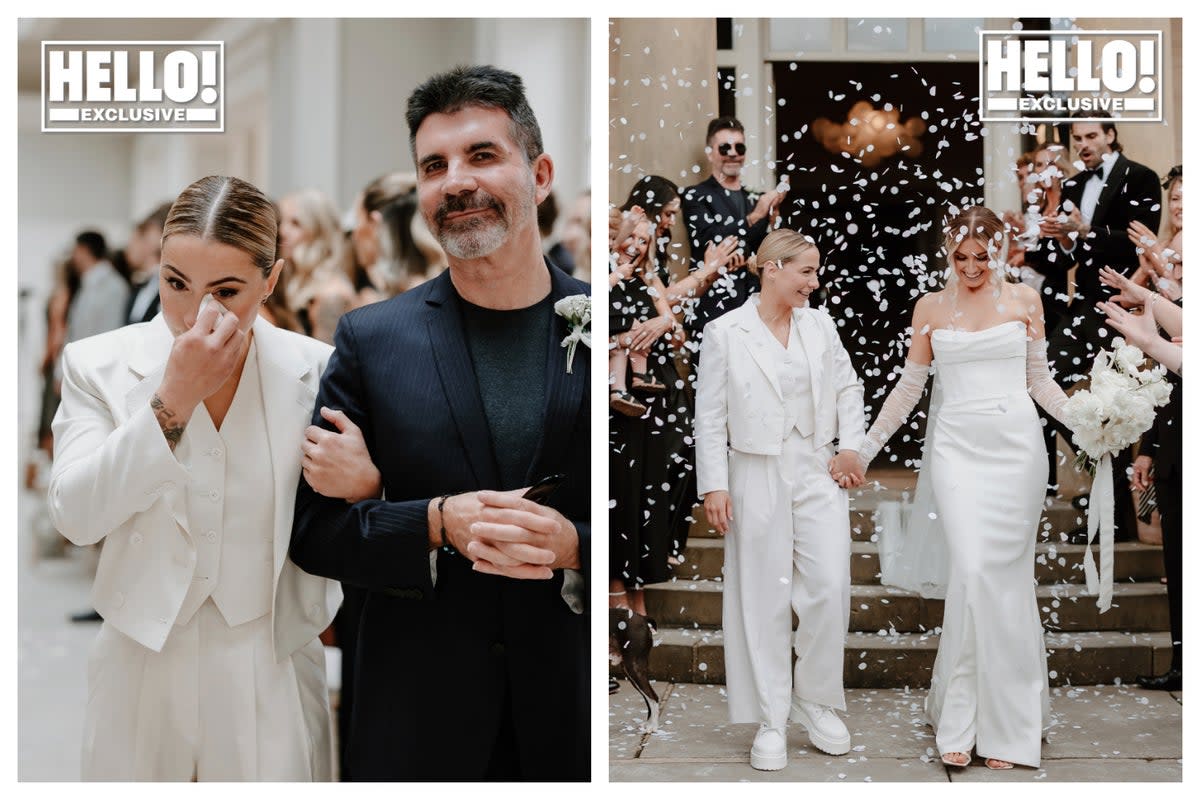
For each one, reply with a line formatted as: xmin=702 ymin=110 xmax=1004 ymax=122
xmin=854 ymin=206 xmax=1074 ymax=770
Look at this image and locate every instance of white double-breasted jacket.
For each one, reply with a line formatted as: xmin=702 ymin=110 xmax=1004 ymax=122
xmin=48 ymin=315 xmax=341 ymax=661
xmin=695 ymin=298 xmax=866 ymax=497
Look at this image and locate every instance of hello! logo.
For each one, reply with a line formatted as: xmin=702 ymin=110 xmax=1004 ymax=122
xmin=979 ymin=30 xmax=1161 ymax=123
xmin=42 ymin=41 xmax=224 ymax=133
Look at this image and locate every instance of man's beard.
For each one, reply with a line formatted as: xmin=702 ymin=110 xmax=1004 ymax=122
xmin=433 ymin=190 xmax=510 ymax=260
xmin=720 ymin=160 xmax=743 ymax=178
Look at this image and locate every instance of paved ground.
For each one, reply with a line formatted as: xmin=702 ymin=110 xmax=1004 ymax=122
xmin=610 ymin=680 xmax=1183 ymax=782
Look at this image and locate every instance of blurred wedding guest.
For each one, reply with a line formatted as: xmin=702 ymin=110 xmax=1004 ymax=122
xmin=48 ymin=175 xmax=340 ymax=781
xmin=278 ymin=188 xmax=357 ymax=343
xmin=67 ymin=230 xmax=130 ymax=344
xmin=124 ymin=202 xmax=173 ymax=326
xmin=1129 ymin=165 xmax=1183 ymax=300
xmin=1096 ymin=267 xmax=1182 ymax=692
xmin=561 ymin=188 xmax=591 ymax=281
xmin=681 ymin=116 xmax=788 ymax=342
xmin=259 ymin=259 xmax=306 ymax=334
xmin=1007 ymin=143 xmax=1072 ymax=331
xmin=538 ymin=191 xmax=575 ymax=273
xmin=26 ymin=257 xmax=79 ymax=491
xmin=349 ymin=171 xmax=446 ymax=306
xmin=1037 ymin=113 xmax=1160 ymax=538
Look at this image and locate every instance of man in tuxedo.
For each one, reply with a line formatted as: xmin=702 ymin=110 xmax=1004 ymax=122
xmin=1037 ymin=115 xmax=1160 ymax=537
xmin=680 ymin=116 xmax=788 ymax=339
xmin=290 ymin=65 xmax=589 ymax=780
xmin=1038 ymin=115 xmax=1162 ymax=380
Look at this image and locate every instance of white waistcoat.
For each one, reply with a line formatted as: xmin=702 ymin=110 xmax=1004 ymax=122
xmin=760 ymin=314 xmax=815 ymax=439
xmin=176 ymin=340 xmax=274 ymax=627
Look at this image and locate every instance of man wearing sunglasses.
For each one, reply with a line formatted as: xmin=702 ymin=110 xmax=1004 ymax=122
xmin=681 ymin=116 xmax=789 ymax=343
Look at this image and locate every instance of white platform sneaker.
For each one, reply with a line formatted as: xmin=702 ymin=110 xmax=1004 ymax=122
xmin=749 ymin=724 xmax=787 ymax=771
xmin=789 ymin=699 xmax=851 ymax=755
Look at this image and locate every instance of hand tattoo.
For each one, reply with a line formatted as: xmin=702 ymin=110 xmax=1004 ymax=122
xmin=151 ymin=394 xmax=186 ymax=450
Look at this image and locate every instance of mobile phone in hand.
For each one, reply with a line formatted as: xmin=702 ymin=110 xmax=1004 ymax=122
xmin=522 ymin=473 xmax=566 ymax=504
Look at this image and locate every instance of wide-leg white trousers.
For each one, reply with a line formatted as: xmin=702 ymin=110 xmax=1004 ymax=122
xmin=81 ymin=599 xmax=332 ymax=781
xmin=723 ymin=432 xmax=851 ymax=728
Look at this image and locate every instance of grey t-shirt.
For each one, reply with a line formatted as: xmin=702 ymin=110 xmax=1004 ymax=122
xmin=459 ymin=291 xmax=553 ymax=489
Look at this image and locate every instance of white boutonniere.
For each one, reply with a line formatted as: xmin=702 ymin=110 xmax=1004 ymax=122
xmin=554 ymin=294 xmax=591 ymax=374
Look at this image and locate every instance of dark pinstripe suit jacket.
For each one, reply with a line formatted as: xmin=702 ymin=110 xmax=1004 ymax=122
xmin=290 ymin=261 xmax=590 ymax=780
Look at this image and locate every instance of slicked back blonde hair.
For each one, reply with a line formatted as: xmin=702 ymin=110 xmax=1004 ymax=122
xmin=162 ymin=176 xmax=277 ymax=276
xmin=747 ymin=228 xmax=818 ymax=276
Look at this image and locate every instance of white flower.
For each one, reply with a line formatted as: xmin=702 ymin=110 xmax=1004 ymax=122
xmin=1113 ymin=341 xmax=1146 ymax=374
xmin=554 ymin=294 xmax=591 ymax=374
xmin=1065 ymin=342 xmax=1173 ymax=466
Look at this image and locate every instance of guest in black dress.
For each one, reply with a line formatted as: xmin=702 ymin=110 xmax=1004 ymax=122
xmin=609 ymin=176 xmax=698 ymax=616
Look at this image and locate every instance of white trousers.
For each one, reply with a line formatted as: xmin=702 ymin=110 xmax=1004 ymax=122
xmin=81 ymin=599 xmax=332 ymax=781
xmin=723 ymin=431 xmax=851 ymax=727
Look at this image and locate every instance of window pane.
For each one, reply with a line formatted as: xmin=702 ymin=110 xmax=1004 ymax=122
xmin=924 ymin=18 xmax=984 ymax=52
xmin=847 ymin=18 xmax=908 ymax=51
xmin=768 ymin=18 xmax=833 ymax=52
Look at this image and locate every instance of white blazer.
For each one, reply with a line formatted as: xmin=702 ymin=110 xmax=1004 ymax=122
xmin=694 ymin=298 xmax=866 ymax=497
xmin=49 ymin=315 xmax=342 ymax=661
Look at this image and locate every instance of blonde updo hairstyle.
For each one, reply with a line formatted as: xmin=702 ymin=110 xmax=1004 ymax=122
xmin=746 ymin=228 xmax=819 ymax=278
xmin=941 ymin=205 xmax=1008 ymax=289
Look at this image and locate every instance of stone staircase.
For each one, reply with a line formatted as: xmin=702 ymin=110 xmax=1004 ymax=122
xmin=636 ymin=471 xmax=1171 ymax=688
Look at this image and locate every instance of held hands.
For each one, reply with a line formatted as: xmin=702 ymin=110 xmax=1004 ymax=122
xmin=302 ymin=407 xmax=382 ymax=503
xmin=158 ymin=298 xmax=246 ymax=412
xmin=443 ymin=489 xmax=580 ymax=579
xmin=828 ymin=450 xmax=865 ymax=489
xmin=703 ymin=490 xmax=733 ymax=535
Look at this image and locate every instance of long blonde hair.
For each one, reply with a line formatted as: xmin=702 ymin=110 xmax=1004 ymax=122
xmin=279 ymin=188 xmax=349 ymax=309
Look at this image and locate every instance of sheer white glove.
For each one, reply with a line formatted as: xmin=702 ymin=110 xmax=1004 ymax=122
xmin=1026 ymin=337 xmax=1069 ymax=425
xmin=860 ymin=360 xmax=930 ymax=468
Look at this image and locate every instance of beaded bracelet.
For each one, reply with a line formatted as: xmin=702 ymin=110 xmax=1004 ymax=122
xmin=437 ymin=493 xmax=453 ymax=549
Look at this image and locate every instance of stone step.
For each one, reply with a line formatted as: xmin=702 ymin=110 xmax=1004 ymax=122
xmin=688 ymin=492 xmax=1089 ymax=543
xmin=643 ymin=580 xmax=1170 ymax=633
xmin=671 ymin=538 xmax=1165 ymax=585
xmin=626 ymin=627 xmax=1173 ymax=688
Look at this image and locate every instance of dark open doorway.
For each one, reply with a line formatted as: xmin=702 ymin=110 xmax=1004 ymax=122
xmin=772 ymin=60 xmax=984 ymax=466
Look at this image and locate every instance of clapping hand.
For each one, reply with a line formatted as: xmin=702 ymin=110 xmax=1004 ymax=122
xmin=704 ymin=236 xmax=741 ymax=272
xmin=1096 ymin=299 xmax=1158 ymax=352
xmin=1098 ymin=266 xmax=1153 ymax=308
xmin=828 ymin=450 xmax=864 ymax=489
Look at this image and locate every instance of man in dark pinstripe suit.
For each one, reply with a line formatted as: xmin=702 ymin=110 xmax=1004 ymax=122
xmin=291 ymin=66 xmax=590 ymax=780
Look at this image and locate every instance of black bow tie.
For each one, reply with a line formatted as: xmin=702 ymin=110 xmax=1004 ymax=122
xmin=1081 ymin=167 xmax=1104 ymax=182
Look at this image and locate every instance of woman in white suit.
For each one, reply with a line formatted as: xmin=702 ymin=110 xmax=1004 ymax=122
xmin=48 ymin=175 xmax=341 ymax=781
xmin=695 ymin=229 xmax=866 ymax=771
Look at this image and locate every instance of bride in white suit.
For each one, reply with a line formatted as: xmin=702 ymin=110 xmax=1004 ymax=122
xmin=695 ymin=229 xmax=866 ymax=770
xmin=48 ymin=176 xmax=341 ymax=781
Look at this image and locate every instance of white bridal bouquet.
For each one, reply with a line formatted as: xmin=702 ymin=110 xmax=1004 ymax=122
xmin=1060 ymin=337 xmax=1173 ymax=612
